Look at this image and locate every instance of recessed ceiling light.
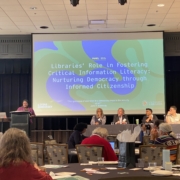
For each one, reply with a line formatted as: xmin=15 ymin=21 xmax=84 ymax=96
xmin=30 ymin=7 xmax=37 ymax=10
xmin=40 ymin=26 xmax=49 ymax=29
xmin=147 ymin=24 xmax=156 ymax=27
xmin=157 ymin=4 xmax=164 ymax=7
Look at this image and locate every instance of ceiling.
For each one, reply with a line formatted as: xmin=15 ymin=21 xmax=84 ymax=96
xmin=0 ymin=0 xmax=180 ymax=34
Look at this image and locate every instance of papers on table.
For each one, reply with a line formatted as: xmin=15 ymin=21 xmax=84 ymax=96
xmin=151 ymin=170 xmax=173 ymax=176
xmin=88 ymin=161 xmax=118 ymax=165
xmin=52 ymin=176 xmax=90 ymax=180
xmin=80 ymin=163 xmax=92 ymax=166
xmin=55 ymin=172 xmax=76 ymax=176
xmin=83 ymin=168 xmax=109 ymax=174
xmin=42 ymin=165 xmax=68 ymax=169
xmin=129 ymin=168 xmax=141 ymax=171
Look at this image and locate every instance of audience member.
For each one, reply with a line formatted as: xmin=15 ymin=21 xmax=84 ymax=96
xmin=0 ymin=128 xmax=52 ymax=180
xmin=81 ymin=127 xmax=118 ymax=161
xmin=142 ymin=108 xmax=158 ymax=123
xmin=150 ymin=123 xmax=178 ymax=161
xmin=68 ymin=123 xmax=87 ymax=149
xmin=90 ymin=108 xmax=106 ymax=125
xmin=113 ymin=108 xmax=129 ymax=124
xmin=166 ymin=106 xmax=180 ymax=123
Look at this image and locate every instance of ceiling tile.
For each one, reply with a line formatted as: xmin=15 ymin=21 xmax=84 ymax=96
xmin=18 ymin=0 xmax=41 ymax=4
xmin=18 ymin=25 xmax=36 ymax=30
xmin=129 ymin=2 xmax=151 ymax=9
xmin=128 ymin=8 xmax=148 ymax=14
xmin=148 ymin=8 xmax=170 ymax=13
xmin=10 ymin=17 xmax=30 ymax=22
xmin=107 ymin=20 xmax=125 ymax=24
xmin=0 ymin=5 xmax=23 ymax=10
xmin=46 ymin=10 xmax=67 ymax=16
xmin=51 ymin=20 xmax=70 ymax=26
xmin=5 ymin=11 xmax=27 ymax=17
xmin=14 ymin=21 xmax=34 ymax=25
xmin=166 ymin=14 xmax=180 ymax=19
xmin=49 ymin=16 xmax=69 ymax=21
xmin=108 ymin=4 xmax=128 ymax=9
xmin=69 ymin=16 xmax=88 ymax=20
xmin=88 ymin=10 xmax=107 ymax=15
xmin=70 ymin=20 xmax=88 ymax=25
xmin=67 ymin=10 xmax=87 ymax=16
xmin=88 ymin=15 xmax=107 ymax=20
xmin=108 ymin=9 xmax=128 ymax=15
xmin=126 ymin=19 xmax=145 ymax=23
xmin=168 ymin=8 xmax=180 ymax=13
xmin=26 ymin=10 xmax=47 ymax=16
xmin=87 ymin=4 xmax=107 ymax=10
xmin=41 ymin=0 xmax=64 ymax=4
xmin=0 ymin=0 xmax=19 ymax=5
xmin=22 ymin=5 xmax=45 ymax=11
xmin=125 ymin=23 xmax=142 ymax=27
xmin=30 ymin=16 xmax=50 ymax=21
xmin=146 ymin=13 xmax=166 ymax=18
xmin=108 ymin=14 xmax=126 ymax=20
xmin=43 ymin=5 xmax=65 ymax=10
xmin=127 ymin=14 xmax=146 ymax=19
xmin=53 ymin=25 xmax=72 ymax=29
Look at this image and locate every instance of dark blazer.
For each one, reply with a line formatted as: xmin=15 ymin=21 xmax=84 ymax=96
xmin=142 ymin=114 xmax=158 ymax=124
xmin=113 ymin=114 xmax=129 ymax=124
xmin=68 ymin=130 xmax=86 ymax=149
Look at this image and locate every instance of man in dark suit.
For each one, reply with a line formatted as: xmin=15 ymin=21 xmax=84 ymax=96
xmin=113 ymin=108 xmax=129 ymax=124
xmin=142 ymin=108 xmax=158 ymax=124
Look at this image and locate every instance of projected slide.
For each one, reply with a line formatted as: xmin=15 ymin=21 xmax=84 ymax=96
xmin=33 ymin=33 xmax=165 ymax=115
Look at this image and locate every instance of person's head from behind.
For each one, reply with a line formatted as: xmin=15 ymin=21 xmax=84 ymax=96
xmin=117 ymin=108 xmax=124 ymax=116
xmin=169 ymin=106 xmax=177 ymax=115
xmin=22 ymin=99 xmax=29 ymax=108
xmin=96 ymin=108 xmax=103 ymax=117
xmin=74 ymin=123 xmax=87 ymax=134
xmin=159 ymin=123 xmax=176 ymax=138
xmin=0 ymin=128 xmax=32 ymax=167
xmin=154 ymin=120 xmax=161 ymax=130
xmin=146 ymin=108 xmax=152 ymax=116
xmin=92 ymin=127 xmax=108 ymax=139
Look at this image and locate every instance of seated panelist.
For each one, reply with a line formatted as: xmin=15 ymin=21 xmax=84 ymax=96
xmin=90 ymin=108 xmax=106 ymax=125
xmin=166 ymin=106 xmax=180 ymax=124
xmin=142 ymin=108 xmax=158 ymax=124
xmin=113 ymin=108 xmax=129 ymax=124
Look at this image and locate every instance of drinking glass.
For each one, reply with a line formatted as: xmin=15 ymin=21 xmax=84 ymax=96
xmin=148 ymin=162 xmax=157 ymax=172
xmin=137 ymin=158 xmax=144 ymax=168
xmin=165 ymin=162 xmax=172 ymax=171
xmin=97 ymin=157 xmax=104 ymax=166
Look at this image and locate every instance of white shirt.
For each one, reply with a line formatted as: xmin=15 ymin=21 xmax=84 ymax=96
xmin=167 ymin=113 xmax=180 ymax=123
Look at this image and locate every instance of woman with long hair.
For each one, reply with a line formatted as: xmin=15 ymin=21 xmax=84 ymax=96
xmin=0 ymin=128 xmax=52 ymax=180
xmin=90 ymin=108 xmax=106 ymax=125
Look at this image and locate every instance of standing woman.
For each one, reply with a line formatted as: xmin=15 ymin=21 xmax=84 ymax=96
xmin=90 ymin=108 xmax=106 ymax=125
xmin=17 ymin=99 xmax=35 ymax=122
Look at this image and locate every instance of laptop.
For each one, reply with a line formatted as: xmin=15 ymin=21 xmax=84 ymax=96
xmin=0 ymin=112 xmax=7 ymax=118
xmin=109 ymin=141 xmax=115 ymax=150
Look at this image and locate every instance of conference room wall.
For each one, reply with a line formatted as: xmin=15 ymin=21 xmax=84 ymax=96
xmin=0 ymin=57 xmax=179 ymax=130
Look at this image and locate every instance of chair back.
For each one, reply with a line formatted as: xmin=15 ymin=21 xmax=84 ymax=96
xmin=44 ymin=140 xmax=57 ymax=144
xmin=139 ymin=145 xmax=166 ymax=165
xmin=143 ymin=136 xmax=151 ymax=145
xmin=31 ymin=142 xmax=44 ymax=166
xmin=45 ymin=144 xmax=68 ymax=165
xmin=176 ymin=143 xmax=180 ymax=164
xmin=76 ymin=144 xmax=103 ymax=163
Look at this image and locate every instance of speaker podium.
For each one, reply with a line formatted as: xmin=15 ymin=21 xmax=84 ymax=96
xmin=10 ymin=111 xmax=30 ymax=137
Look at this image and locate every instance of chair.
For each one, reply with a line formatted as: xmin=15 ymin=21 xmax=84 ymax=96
xmin=31 ymin=147 xmax=38 ymax=165
xmin=45 ymin=144 xmax=68 ymax=165
xmin=143 ymin=136 xmax=151 ymax=145
xmin=76 ymin=144 xmax=103 ymax=163
xmin=176 ymin=143 xmax=180 ymax=164
xmin=139 ymin=145 xmax=166 ymax=166
xmin=30 ymin=142 xmax=44 ymax=166
xmin=44 ymin=140 xmax=57 ymax=144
